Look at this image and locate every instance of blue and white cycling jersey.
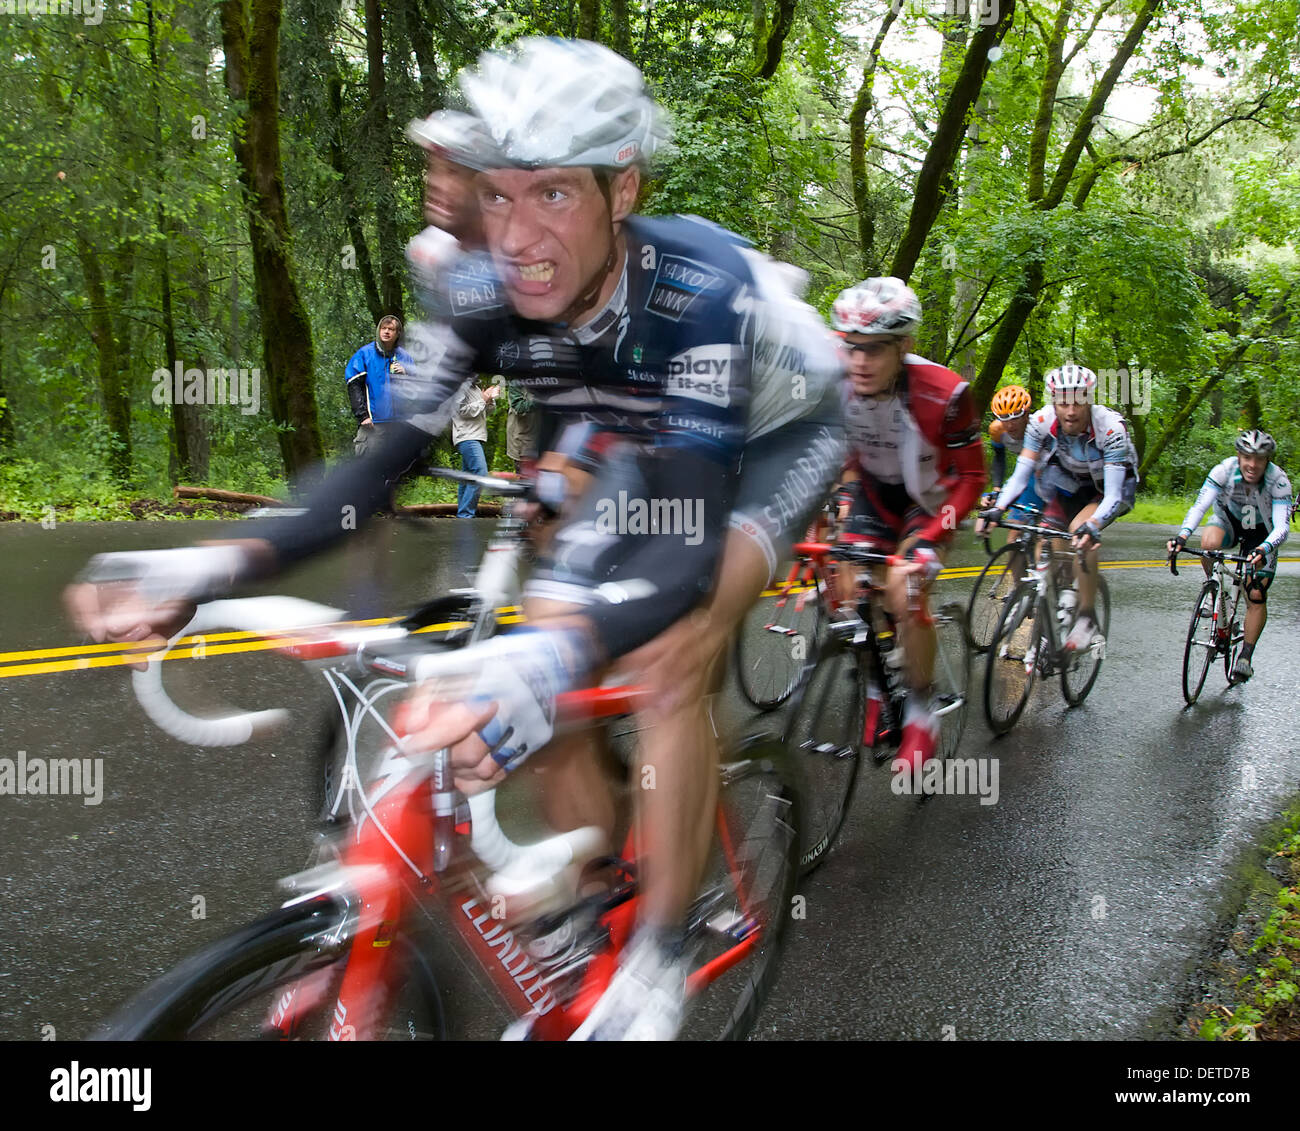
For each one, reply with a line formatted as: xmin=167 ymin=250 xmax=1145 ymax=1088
xmin=1179 ymin=456 xmax=1292 ymax=553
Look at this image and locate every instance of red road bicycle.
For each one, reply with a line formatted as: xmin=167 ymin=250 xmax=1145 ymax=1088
xmin=92 ymin=476 xmax=800 ymax=1041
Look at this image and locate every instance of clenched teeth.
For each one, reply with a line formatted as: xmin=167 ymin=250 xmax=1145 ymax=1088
xmin=518 ymin=262 xmax=555 ymax=283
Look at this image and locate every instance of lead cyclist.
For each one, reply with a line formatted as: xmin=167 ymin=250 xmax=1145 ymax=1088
xmin=67 ymin=38 xmax=844 ymax=1041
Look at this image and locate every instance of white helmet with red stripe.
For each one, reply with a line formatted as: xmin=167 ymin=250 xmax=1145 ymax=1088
xmin=830 ymin=277 xmax=922 ymax=337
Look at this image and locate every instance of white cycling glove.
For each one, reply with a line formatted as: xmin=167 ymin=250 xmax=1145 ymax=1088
xmin=79 ymin=545 xmax=252 ymax=609
xmin=413 ymin=627 xmax=594 ymax=772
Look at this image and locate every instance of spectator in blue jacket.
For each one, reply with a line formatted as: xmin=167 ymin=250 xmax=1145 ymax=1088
xmin=345 ymin=316 xmax=413 ymax=456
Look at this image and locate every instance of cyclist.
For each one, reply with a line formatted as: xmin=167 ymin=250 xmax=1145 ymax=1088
xmin=1165 ymin=430 xmax=1292 ymax=683
xmin=974 ymin=384 xmax=1039 ymax=592
xmin=830 ymin=277 xmax=986 ymax=778
xmin=68 ymin=38 xmax=844 ymax=1041
xmin=404 ymin=109 xmax=496 ymax=288
xmin=982 ymin=364 xmax=1138 ymax=653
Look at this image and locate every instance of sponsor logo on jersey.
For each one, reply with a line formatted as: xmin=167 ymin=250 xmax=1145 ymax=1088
xmin=496 ymin=341 xmax=519 ymax=369
xmin=646 ymin=255 xmax=722 ymax=321
xmin=665 ymin=346 xmax=732 ymax=406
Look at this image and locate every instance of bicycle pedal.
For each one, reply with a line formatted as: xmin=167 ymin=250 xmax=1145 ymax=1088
xmin=704 ymin=908 xmax=758 ymax=943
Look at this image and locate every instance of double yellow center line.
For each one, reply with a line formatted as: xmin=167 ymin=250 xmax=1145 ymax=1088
xmin=3 ymin=556 xmax=1294 ymax=680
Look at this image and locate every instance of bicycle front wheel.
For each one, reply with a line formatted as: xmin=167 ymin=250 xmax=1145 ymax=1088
xmin=93 ymin=897 xmax=444 ymax=1041
xmin=1181 ymin=581 xmax=1218 ymax=705
xmin=984 ymin=583 xmax=1041 ymax=736
xmin=1061 ymin=575 xmax=1111 ymax=706
xmin=965 ymin=541 xmax=1022 ymax=653
xmin=782 ymin=640 xmax=865 ymax=876
xmin=734 ymin=579 xmax=822 ymax=711
xmin=678 ymin=737 xmax=800 ymax=1041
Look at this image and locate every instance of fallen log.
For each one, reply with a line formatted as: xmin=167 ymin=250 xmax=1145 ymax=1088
xmin=175 ymin=486 xmax=284 ymax=507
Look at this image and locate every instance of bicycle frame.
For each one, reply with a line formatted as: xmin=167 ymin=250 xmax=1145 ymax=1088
xmin=248 ymin=628 xmax=771 ymax=1040
xmin=993 ymin=519 xmax=1094 ymax=669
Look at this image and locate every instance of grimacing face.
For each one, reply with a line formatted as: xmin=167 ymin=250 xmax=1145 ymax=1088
xmin=477 ymin=165 xmax=639 ymax=323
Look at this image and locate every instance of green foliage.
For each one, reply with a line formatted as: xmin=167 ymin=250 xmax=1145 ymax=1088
xmin=2 ymin=0 xmax=1299 ymax=507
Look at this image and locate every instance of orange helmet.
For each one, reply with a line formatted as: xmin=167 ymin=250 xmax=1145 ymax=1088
xmin=991 ymin=385 xmax=1031 ymax=420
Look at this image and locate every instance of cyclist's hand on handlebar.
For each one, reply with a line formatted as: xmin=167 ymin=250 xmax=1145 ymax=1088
xmin=979 ymin=506 xmax=1004 ymax=526
xmin=1071 ymin=522 xmax=1101 ymax=552
xmin=65 ymin=544 xmax=262 ymax=667
xmin=1247 ymin=548 xmax=1268 ymax=573
xmin=1166 ymin=534 xmax=1186 ymax=555
xmin=900 ymin=542 xmax=943 ymax=584
xmin=395 ymin=694 xmax=503 ymax=795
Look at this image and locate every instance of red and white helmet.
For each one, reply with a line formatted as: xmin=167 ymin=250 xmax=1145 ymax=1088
xmin=830 ymin=277 xmax=922 ymax=337
xmin=1045 ymin=363 xmax=1098 ymax=396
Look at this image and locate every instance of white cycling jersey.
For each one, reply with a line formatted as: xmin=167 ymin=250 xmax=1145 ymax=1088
xmin=1179 ymin=456 xmax=1292 ymax=553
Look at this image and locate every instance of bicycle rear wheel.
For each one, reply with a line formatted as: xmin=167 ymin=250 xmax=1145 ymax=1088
xmin=965 ymin=542 xmax=1022 ymax=653
xmin=678 ymin=737 xmax=800 ymax=1040
xmin=782 ymin=640 xmax=865 ymax=876
xmin=92 ymin=896 xmax=444 ymax=1041
xmin=933 ymin=602 xmax=971 ymax=760
xmin=734 ymin=579 xmax=822 ymax=711
xmin=983 ymin=583 xmax=1041 ymax=736
xmin=1061 ymin=575 xmax=1110 ymax=705
xmin=1181 ymin=582 xmax=1218 ymax=705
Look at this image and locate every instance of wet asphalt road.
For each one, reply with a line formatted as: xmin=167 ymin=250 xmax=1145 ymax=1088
xmin=1 ymin=518 xmax=1297 ymax=1041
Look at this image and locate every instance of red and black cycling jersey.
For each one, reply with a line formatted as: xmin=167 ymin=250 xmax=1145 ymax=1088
xmin=841 ymin=355 xmax=986 ymax=545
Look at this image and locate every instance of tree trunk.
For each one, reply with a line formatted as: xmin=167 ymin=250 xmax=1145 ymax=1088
xmin=578 ymin=0 xmax=600 ymax=40
xmin=754 ymin=0 xmax=798 ymax=79
xmin=364 ymin=0 xmax=404 ymax=317
xmin=610 ymin=0 xmax=631 ymax=56
xmin=888 ymin=1 xmax=1016 ymax=282
xmin=972 ymin=257 xmax=1043 ymax=411
xmin=76 ymin=234 xmax=132 ymax=484
xmin=848 ymin=9 xmax=897 ymax=276
xmin=329 ymin=71 xmax=384 ymax=323
xmin=220 ymin=0 xmax=323 ymax=479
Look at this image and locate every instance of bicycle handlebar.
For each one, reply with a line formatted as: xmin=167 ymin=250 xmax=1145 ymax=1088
xmin=132 ymin=597 xmax=344 ymax=747
xmin=419 ymin=466 xmax=531 ymax=498
xmin=1166 ymin=545 xmax=1257 ymax=578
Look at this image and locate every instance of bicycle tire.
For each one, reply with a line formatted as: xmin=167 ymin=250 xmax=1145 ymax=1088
xmin=983 ymin=582 xmax=1041 ymax=736
xmin=964 ymin=541 xmax=1022 ymax=653
xmin=734 ymin=581 xmax=823 ymax=711
xmin=933 ymin=602 xmax=972 ymax=761
xmin=92 ymin=896 xmax=445 ymax=1040
xmin=678 ymin=736 xmax=800 ymax=1041
xmin=1224 ymin=584 xmax=1246 ymax=685
xmin=782 ymin=639 xmax=865 ymax=876
xmin=1181 ymin=581 xmax=1218 ymax=705
xmin=1060 ymin=575 xmax=1110 ymax=706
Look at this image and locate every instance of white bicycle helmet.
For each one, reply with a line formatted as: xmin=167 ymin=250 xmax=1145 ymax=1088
xmin=405 ymin=109 xmax=500 ymax=171
xmin=1235 ymin=429 xmax=1276 ymax=456
xmin=1045 ymin=363 xmax=1098 ymax=396
xmin=458 ymin=38 xmax=669 ymax=170
xmin=830 ymin=277 xmax=922 ymax=337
